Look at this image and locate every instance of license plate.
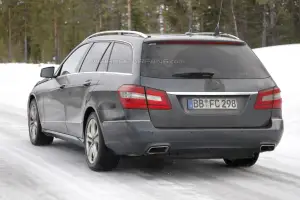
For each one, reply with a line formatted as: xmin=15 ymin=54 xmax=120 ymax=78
xmin=188 ymin=98 xmax=238 ymax=110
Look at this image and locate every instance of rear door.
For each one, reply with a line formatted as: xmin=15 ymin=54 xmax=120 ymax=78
xmin=140 ymin=40 xmax=275 ymax=128
xmin=64 ymin=42 xmax=111 ymax=138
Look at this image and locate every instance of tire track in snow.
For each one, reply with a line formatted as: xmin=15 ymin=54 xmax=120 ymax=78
xmin=0 ymin=123 xmax=214 ymax=200
xmin=137 ymin=160 xmax=282 ymax=200
xmin=241 ymin=165 xmax=300 ymax=186
xmin=1 ymin=105 xmax=300 ymax=200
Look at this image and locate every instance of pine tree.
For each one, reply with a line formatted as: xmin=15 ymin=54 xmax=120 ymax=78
xmin=0 ymin=0 xmax=299 ymax=63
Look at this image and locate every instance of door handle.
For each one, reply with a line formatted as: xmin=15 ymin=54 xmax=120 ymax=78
xmin=83 ymin=80 xmax=92 ymax=87
xmin=59 ymin=84 xmax=66 ymax=89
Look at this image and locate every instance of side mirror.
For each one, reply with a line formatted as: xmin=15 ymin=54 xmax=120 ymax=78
xmin=40 ymin=67 xmax=55 ymax=78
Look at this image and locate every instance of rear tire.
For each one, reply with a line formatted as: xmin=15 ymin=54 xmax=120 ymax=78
xmin=28 ymin=99 xmax=54 ymax=146
xmin=224 ymin=153 xmax=259 ymax=168
xmin=84 ymin=112 xmax=119 ymax=171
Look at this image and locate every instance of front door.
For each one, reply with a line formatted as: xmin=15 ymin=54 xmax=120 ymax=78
xmin=43 ymin=43 xmax=92 ymax=134
xmin=42 ymin=76 xmax=68 ymax=133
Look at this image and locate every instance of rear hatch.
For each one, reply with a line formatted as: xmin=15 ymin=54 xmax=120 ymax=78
xmin=140 ymin=39 xmax=276 ymax=128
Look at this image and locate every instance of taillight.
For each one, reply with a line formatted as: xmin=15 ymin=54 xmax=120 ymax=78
xmin=146 ymin=88 xmax=172 ymax=110
xmin=118 ymin=85 xmax=172 ymax=110
xmin=254 ymin=87 xmax=282 ymax=110
xmin=118 ymin=85 xmax=147 ymax=109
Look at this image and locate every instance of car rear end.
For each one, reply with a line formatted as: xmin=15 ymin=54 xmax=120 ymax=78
xmin=103 ymin=36 xmax=284 ymax=159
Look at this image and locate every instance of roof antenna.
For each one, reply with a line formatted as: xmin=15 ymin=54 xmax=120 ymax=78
xmin=214 ymin=0 xmax=224 ymax=36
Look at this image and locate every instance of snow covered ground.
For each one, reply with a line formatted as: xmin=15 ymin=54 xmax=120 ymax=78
xmin=0 ymin=45 xmax=300 ymax=200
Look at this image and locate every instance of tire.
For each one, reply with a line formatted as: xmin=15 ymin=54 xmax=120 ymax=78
xmin=224 ymin=153 xmax=259 ymax=168
xmin=84 ymin=112 xmax=119 ymax=171
xmin=28 ymin=99 xmax=54 ymax=146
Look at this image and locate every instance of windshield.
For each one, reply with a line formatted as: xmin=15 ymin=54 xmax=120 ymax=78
xmin=141 ymin=42 xmax=270 ymax=79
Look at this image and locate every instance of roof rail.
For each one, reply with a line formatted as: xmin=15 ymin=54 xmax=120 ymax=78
xmin=185 ymin=32 xmax=240 ymax=40
xmin=84 ymin=30 xmax=148 ymax=41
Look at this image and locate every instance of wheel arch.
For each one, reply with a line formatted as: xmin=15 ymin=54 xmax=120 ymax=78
xmin=82 ymin=106 xmax=103 ymax=139
xmin=27 ymin=93 xmax=45 ymax=131
xmin=28 ymin=93 xmax=36 ymax=109
xmin=27 ymin=93 xmax=40 ymax=117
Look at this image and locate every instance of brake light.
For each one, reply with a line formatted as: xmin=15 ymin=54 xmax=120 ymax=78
xmin=254 ymin=87 xmax=282 ymax=110
xmin=118 ymin=85 xmax=172 ymax=110
xmin=156 ymin=40 xmax=244 ymax=45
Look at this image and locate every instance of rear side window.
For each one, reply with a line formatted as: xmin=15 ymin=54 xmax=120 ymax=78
xmin=80 ymin=42 xmax=110 ymax=72
xmin=108 ymin=43 xmax=133 ymax=73
xmin=141 ymin=42 xmax=270 ymax=79
xmin=97 ymin=43 xmax=113 ymax=72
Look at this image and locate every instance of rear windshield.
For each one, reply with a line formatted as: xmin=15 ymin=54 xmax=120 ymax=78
xmin=140 ymin=42 xmax=270 ymax=79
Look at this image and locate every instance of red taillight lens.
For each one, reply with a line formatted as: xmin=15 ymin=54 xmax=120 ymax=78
xmin=118 ymin=85 xmax=147 ymax=109
xmin=254 ymin=87 xmax=282 ymax=110
xmin=118 ymin=85 xmax=172 ymax=110
xmin=146 ymin=88 xmax=172 ymax=110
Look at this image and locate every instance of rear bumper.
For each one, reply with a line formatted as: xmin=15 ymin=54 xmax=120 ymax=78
xmin=102 ymin=118 xmax=284 ymax=159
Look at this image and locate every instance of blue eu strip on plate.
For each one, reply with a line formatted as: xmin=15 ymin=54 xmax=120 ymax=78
xmin=187 ymin=99 xmax=194 ymax=109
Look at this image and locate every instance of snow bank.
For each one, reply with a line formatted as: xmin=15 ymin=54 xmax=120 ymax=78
xmin=253 ymin=45 xmax=300 ymax=127
xmin=0 ymin=63 xmax=58 ymax=109
xmin=254 ymin=44 xmax=300 ymax=92
xmin=254 ymin=44 xmax=300 ymax=157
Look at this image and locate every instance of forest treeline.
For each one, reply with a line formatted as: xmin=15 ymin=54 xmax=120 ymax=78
xmin=0 ymin=0 xmax=299 ymax=63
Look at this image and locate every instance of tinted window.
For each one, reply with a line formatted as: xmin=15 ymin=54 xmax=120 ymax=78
xmin=80 ymin=42 xmax=110 ymax=72
xmin=60 ymin=44 xmax=90 ymax=75
xmin=97 ymin=43 xmax=113 ymax=72
xmin=141 ymin=43 xmax=270 ymax=79
xmin=108 ymin=43 xmax=133 ymax=73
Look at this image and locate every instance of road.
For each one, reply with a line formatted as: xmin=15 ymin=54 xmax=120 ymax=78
xmin=1 ymin=105 xmax=300 ymax=200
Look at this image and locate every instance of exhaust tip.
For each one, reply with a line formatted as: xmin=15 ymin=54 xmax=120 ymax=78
xmin=147 ymin=146 xmax=169 ymax=155
xmin=260 ymin=144 xmax=275 ymax=152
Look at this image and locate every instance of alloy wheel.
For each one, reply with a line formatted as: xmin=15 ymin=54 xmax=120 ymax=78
xmin=29 ymin=103 xmax=38 ymax=141
xmin=86 ymin=118 xmax=100 ymax=164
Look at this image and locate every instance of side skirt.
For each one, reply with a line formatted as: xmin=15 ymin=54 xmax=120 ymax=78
xmin=43 ymin=129 xmax=84 ymax=147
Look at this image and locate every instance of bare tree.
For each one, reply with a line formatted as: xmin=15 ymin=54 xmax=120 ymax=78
xmin=8 ymin=7 xmax=12 ymax=62
xmin=159 ymin=4 xmax=164 ymax=34
xmin=231 ymin=0 xmax=238 ymax=36
xmin=24 ymin=15 xmax=28 ymax=63
xmin=262 ymin=4 xmax=268 ymax=47
xmin=19 ymin=1 xmax=29 ymax=62
xmin=128 ymin=0 xmax=132 ymax=30
xmin=95 ymin=0 xmax=102 ymax=31
xmin=54 ymin=8 xmax=59 ymax=63
xmin=269 ymin=0 xmax=277 ymax=45
xmin=188 ymin=0 xmax=193 ymax=30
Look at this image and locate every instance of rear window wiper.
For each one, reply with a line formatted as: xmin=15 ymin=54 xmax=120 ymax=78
xmin=172 ymin=72 xmax=215 ymax=78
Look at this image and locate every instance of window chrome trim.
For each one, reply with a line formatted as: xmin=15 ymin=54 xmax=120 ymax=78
xmin=54 ymin=43 xmax=93 ymax=77
xmin=86 ymin=39 xmax=133 ymax=49
xmin=167 ymin=92 xmax=258 ymax=96
xmin=55 ymin=39 xmax=134 ymax=77
xmin=56 ymin=71 xmax=132 ymax=78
